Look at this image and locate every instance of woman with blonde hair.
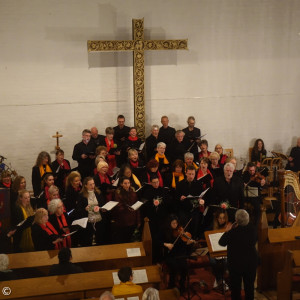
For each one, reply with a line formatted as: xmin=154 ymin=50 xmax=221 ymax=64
xmin=12 ymin=189 xmax=35 ymax=252
xmin=209 ymin=152 xmax=223 ymax=178
xmin=31 ymin=208 xmax=63 ymax=251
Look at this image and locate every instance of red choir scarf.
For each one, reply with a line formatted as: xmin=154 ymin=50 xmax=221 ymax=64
xmin=98 ymin=173 xmax=110 ymax=184
xmin=147 ymin=171 xmax=163 ymax=187
xmin=39 ymin=222 xmax=61 ymax=250
xmin=128 ymin=136 xmax=138 ymax=141
xmin=197 ymin=168 xmax=214 ymax=188
xmin=57 ymin=159 xmax=70 ymax=170
xmin=105 ymin=137 xmax=114 ymax=152
xmin=129 ymin=160 xmax=139 ymax=168
xmin=2 ymin=182 xmax=11 ymax=188
xmin=56 ymin=214 xmax=71 ymax=248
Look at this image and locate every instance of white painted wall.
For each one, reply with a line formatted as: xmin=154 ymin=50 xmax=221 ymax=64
xmin=1 ymin=0 xmax=300 ymax=188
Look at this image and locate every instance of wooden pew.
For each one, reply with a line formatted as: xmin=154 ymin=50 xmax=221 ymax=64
xmin=277 ymin=250 xmax=300 ymax=300
xmin=0 ymin=265 xmax=161 ymax=300
xmin=8 ymin=218 xmax=152 ymax=278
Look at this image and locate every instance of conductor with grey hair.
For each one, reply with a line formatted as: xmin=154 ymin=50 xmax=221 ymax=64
xmin=99 ymin=291 xmax=115 ymax=300
xmin=219 ymin=209 xmax=258 ymax=300
xmin=142 ymin=287 xmax=160 ymax=300
xmin=212 ymin=162 xmax=244 ymax=222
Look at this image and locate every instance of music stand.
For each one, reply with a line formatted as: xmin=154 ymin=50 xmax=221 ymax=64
xmin=205 ymin=229 xmax=228 ymax=298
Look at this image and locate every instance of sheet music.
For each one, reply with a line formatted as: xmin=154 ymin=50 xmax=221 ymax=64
xmin=63 ymin=230 xmax=77 ymax=237
xmin=130 ymin=201 xmax=143 ymax=211
xmin=209 ymin=232 xmax=227 ymax=252
xmin=112 ymin=178 xmax=119 ymax=187
xmin=112 ymin=269 xmax=148 ymax=285
xmin=101 ymin=201 xmax=118 ymax=211
xmin=139 ymin=142 xmax=145 ymax=151
xmin=128 ymin=297 xmax=140 ymax=300
xmin=199 ymin=188 xmax=210 ymax=198
xmin=126 ymin=248 xmax=141 ymax=257
xmin=17 ymin=219 xmax=26 ymax=227
xmin=71 ymin=217 xmax=88 ymax=228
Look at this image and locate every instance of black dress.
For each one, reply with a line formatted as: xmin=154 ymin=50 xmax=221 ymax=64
xmin=31 ymin=223 xmax=59 ymax=251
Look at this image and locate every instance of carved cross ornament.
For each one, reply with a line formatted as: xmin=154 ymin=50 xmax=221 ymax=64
xmin=88 ymin=18 xmax=188 ymax=139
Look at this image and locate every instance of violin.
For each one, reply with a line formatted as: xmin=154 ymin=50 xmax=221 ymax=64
xmin=249 ymin=172 xmax=265 ymax=184
xmin=173 ymin=226 xmax=194 ymax=243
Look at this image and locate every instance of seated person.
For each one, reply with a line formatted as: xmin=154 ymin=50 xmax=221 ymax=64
xmin=100 ymin=291 xmax=115 ymax=300
xmin=214 ymin=144 xmax=228 ymax=167
xmin=184 ymin=152 xmax=198 ymax=172
xmin=0 ymin=254 xmax=16 ymax=281
xmin=112 ymin=266 xmax=143 ymax=296
xmin=198 ymin=139 xmax=211 ymax=160
xmin=287 ymin=137 xmax=300 ymax=172
xmin=209 ymin=152 xmax=223 ymax=178
xmin=251 ymin=138 xmax=267 ymax=167
xmin=49 ymin=247 xmax=83 ymax=276
xmin=142 ymin=288 xmax=160 ymax=300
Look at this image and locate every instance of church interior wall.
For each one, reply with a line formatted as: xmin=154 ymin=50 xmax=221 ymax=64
xmin=1 ymin=0 xmax=300 ymax=189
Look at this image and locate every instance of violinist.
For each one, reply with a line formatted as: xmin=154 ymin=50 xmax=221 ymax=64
xmin=242 ymin=162 xmax=265 ymax=226
xmin=160 ymin=215 xmax=195 ymax=294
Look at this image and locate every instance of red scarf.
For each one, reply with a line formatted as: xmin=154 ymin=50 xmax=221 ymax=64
xmin=219 ymin=154 xmax=228 ymax=165
xmin=2 ymin=182 xmax=11 ymax=188
xmin=105 ymin=137 xmax=114 ymax=152
xmin=147 ymin=171 xmax=163 ymax=187
xmin=39 ymin=222 xmax=61 ymax=250
xmin=129 ymin=160 xmax=139 ymax=168
xmin=56 ymin=214 xmax=71 ymax=248
xmin=45 ymin=186 xmax=50 ymax=204
xmin=98 ymin=173 xmax=110 ymax=184
xmin=128 ymin=136 xmax=138 ymax=141
xmin=57 ymin=159 xmax=70 ymax=170
xmin=197 ymin=168 xmax=214 ymax=188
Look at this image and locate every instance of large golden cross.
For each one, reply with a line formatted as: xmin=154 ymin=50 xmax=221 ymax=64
xmin=88 ymin=18 xmax=188 ymax=139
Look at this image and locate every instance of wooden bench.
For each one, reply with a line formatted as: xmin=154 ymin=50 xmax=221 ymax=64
xmin=0 ymin=265 xmax=161 ymax=300
xmin=277 ymin=250 xmax=300 ymax=300
xmin=8 ymin=218 xmax=152 ymax=278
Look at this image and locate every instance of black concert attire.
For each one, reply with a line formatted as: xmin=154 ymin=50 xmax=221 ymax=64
xmin=73 ymin=191 xmax=108 ymax=246
xmin=142 ymin=169 xmax=164 ymax=187
xmin=31 ymin=222 xmax=61 ymax=251
xmin=158 ymin=126 xmax=176 ymax=156
xmin=212 ymin=175 xmax=244 ymax=222
xmin=153 ymin=153 xmax=170 ymax=177
xmin=11 ymin=205 xmax=35 ymax=252
xmin=122 ymin=136 xmax=144 ymax=163
xmin=31 ymin=164 xmax=53 ymax=197
xmin=251 ymin=149 xmax=266 ymax=164
xmin=141 ymin=184 xmax=170 ymax=262
xmin=94 ymin=172 xmax=114 ymax=202
xmin=176 ymin=178 xmax=204 ymax=237
xmin=159 ymin=223 xmax=193 ymax=291
xmin=49 ymin=262 xmax=83 ymax=276
xmin=72 ymin=140 xmax=96 ymax=179
xmin=145 ymin=134 xmax=161 ymax=162
xmin=111 ymin=187 xmax=140 ymax=244
xmin=113 ymin=125 xmax=130 ymax=147
xmin=51 ymin=159 xmax=71 ymax=196
xmin=242 ymin=171 xmax=264 ymax=226
xmin=287 ymin=145 xmax=300 ymax=172
xmin=219 ymin=154 xmax=228 ymax=168
xmin=219 ymin=223 xmax=258 ymax=300
xmin=91 ymin=134 xmax=105 ymax=147
xmin=182 ymin=127 xmax=201 ymax=159
xmin=64 ymin=185 xmax=81 ymax=215
xmin=169 ymin=139 xmax=189 ymax=163
xmin=209 ymin=165 xmax=223 ymax=179
xmin=128 ymin=159 xmax=145 ymax=182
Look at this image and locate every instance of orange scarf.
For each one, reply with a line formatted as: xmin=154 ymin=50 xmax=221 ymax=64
xmin=155 ymin=153 xmax=169 ymax=164
xmin=39 ymin=164 xmax=52 ymax=178
xmin=171 ymin=172 xmax=184 ymax=188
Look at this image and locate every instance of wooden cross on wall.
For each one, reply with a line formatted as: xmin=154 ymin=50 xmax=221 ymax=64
xmin=88 ymin=18 xmax=188 ymax=139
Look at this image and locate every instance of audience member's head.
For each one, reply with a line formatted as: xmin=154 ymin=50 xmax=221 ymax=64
xmin=142 ymin=287 xmax=160 ymax=300
xmin=58 ymin=247 xmax=72 ymax=264
xmin=117 ymin=266 xmax=133 ymax=283
xmin=99 ymin=291 xmax=115 ymax=300
xmin=0 ymin=254 xmax=9 ymax=271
